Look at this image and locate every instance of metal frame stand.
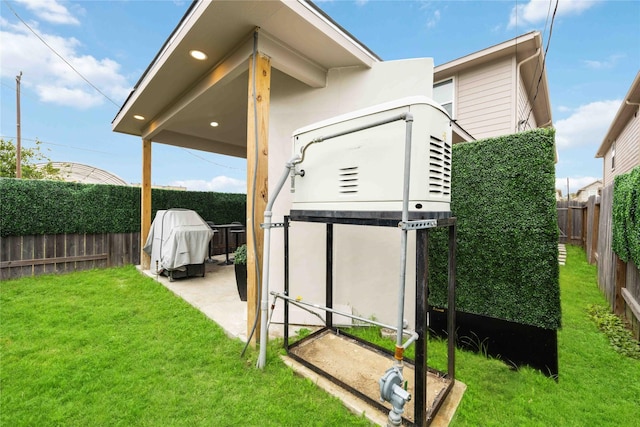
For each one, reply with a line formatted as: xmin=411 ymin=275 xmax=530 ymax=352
xmin=282 ymin=213 xmax=457 ymax=426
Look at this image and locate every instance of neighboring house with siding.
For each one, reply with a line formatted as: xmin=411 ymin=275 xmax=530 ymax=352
xmin=595 ymin=71 xmax=640 ymax=186
xmin=575 ymin=179 xmax=602 ymax=202
xmin=434 ymin=31 xmax=552 ymax=143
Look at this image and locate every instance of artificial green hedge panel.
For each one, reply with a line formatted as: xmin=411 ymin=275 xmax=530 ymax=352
xmin=429 ymin=128 xmax=561 ymax=330
xmin=612 ymin=165 xmax=640 ymax=267
xmin=0 ymin=178 xmax=246 ymax=237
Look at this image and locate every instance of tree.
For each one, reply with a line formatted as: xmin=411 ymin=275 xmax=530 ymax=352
xmin=0 ymin=138 xmax=61 ymax=179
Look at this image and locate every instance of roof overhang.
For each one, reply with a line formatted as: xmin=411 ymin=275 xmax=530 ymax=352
xmin=434 ymin=31 xmax=552 ymax=129
xmin=595 ymin=71 xmax=640 ymax=158
xmin=111 ymin=0 xmax=380 ymax=157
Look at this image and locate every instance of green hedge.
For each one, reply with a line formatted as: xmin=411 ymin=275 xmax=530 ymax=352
xmin=0 ymin=179 xmax=246 ymax=237
xmin=612 ymin=165 xmax=640 ymax=267
xmin=429 ymin=128 xmax=561 ymax=330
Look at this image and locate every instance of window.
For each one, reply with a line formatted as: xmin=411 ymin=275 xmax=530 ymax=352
xmin=433 ymin=78 xmax=453 ymax=117
xmin=611 ymin=141 xmax=616 ymax=170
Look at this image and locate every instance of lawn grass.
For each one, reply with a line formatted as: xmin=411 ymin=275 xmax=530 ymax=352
xmin=345 ymin=244 xmax=640 ymax=426
xmin=0 ymin=266 xmax=371 ymax=426
xmin=2 ymin=245 xmax=639 ymax=426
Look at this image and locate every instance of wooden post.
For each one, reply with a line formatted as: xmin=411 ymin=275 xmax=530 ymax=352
xmin=591 ymin=202 xmax=600 ymax=264
xmin=141 ymin=139 xmax=152 ymax=270
xmin=567 ymin=206 xmax=573 ymax=245
xmin=614 ymin=256 xmax=627 ymax=315
xmin=246 ymin=52 xmax=271 ymax=344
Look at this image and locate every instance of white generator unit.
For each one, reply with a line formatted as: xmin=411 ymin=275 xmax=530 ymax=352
xmin=291 ymin=96 xmax=452 ymax=217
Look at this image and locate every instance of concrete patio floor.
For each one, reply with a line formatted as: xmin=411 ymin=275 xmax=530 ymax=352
xmin=139 ymin=255 xmax=251 ymax=341
xmin=139 ymin=255 xmax=465 ymax=426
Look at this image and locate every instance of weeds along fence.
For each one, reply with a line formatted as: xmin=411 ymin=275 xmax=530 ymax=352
xmin=557 ymin=190 xmax=639 ymax=339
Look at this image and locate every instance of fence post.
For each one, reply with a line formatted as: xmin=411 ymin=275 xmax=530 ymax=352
xmin=591 ymin=202 xmax=600 ymax=264
xmin=614 ymin=256 xmax=627 ymax=315
xmin=567 ymin=206 xmax=572 ymax=245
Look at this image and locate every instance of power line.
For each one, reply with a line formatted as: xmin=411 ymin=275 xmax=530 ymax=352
xmin=523 ymin=0 xmax=558 ymax=126
xmin=525 ymin=0 xmax=553 ymax=101
xmin=181 ymin=148 xmax=246 ymax=171
xmin=1 ymin=135 xmax=246 ymax=172
xmin=0 ymin=135 xmax=118 ymax=156
xmin=2 ymin=0 xmax=120 ymax=108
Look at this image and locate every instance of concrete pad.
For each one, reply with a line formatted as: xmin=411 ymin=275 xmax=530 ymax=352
xmin=138 ymin=256 xmax=249 ymax=341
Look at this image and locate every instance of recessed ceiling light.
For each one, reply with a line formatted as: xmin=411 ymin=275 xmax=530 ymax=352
xmin=133 ymin=115 xmax=145 ymax=120
xmin=190 ymin=50 xmax=208 ymax=61
xmin=210 ymin=121 xmax=219 ymax=127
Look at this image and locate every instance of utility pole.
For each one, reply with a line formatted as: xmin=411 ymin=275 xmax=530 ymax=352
xmin=16 ymin=71 xmax=22 ymax=178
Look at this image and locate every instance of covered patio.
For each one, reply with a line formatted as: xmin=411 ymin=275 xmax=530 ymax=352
xmin=112 ymin=0 xmax=381 ymax=343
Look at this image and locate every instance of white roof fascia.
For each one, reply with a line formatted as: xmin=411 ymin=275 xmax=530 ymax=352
xmin=113 ymin=1 xmax=210 ymax=131
xmin=596 ymin=71 xmax=640 ymax=158
xmin=435 ymin=31 xmax=537 ymax=74
xmin=291 ymin=0 xmax=379 ymax=68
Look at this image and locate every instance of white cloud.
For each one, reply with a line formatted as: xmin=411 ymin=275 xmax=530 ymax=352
xmin=583 ymin=54 xmax=625 ymax=70
xmin=0 ymin=18 xmax=131 ymax=108
xmin=555 ymin=176 xmax=600 ymax=194
xmin=554 ymin=100 xmax=620 ymax=149
xmin=426 ymin=10 xmax=441 ymax=29
xmin=171 ymin=176 xmax=247 ymax=193
xmin=508 ymin=0 xmax=600 ymax=29
xmin=15 ymin=0 xmax=80 ymax=25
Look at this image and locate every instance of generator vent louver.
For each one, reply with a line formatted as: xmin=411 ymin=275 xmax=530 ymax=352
xmin=428 ymin=135 xmax=451 ymax=196
xmin=338 ymin=166 xmax=359 ymax=194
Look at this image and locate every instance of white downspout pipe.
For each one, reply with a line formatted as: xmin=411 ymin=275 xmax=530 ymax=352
xmin=516 ymin=47 xmax=541 ymax=131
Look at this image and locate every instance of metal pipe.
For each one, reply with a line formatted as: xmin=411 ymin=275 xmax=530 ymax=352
xmin=270 ymin=291 xmax=418 ymax=344
xmin=297 ymin=112 xmax=411 ymax=165
xmin=257 ymin=160 xmax=297 ymax=369
xmin=258 ymin=111 xmax=417 ymax=368
xmin=395 ymin=114 xmax=414 ymax=362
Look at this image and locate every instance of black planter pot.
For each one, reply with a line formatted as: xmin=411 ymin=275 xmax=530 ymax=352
xmin=234 ymin=263 xmax=247 ymax=302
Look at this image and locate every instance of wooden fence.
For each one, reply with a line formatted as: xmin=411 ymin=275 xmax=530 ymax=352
xmin=594 ymin=185 xmax=640 ymax=339
xmin=557 ymin=190 xmax=639 ymax=338
xmin=1 ymin=233 xmax=140 ymax=281
xmin=1 ymin=229 xmax=245 ymax=281
xmin=557 ymin=200 xmax=584 ymax=246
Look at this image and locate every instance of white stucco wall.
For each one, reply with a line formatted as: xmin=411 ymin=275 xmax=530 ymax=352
xmin=266 ymin=58 xmax=436 ymax=329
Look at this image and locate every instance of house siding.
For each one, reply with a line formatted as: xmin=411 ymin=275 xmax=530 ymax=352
xmin=456 ymin=57 xmax=513 ymax=140
xmin=603 ymin=110 xmax=640 ymax=186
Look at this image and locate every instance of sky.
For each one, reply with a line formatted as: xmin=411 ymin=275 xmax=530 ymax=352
xmin=1 ymin=0 xmax=639 ymax=195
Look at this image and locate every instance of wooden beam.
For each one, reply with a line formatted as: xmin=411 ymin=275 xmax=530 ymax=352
xmin=246 ymin=52 xmax=271 ymax=345
xmin=141 ymin=139 xmax=152 ymax=270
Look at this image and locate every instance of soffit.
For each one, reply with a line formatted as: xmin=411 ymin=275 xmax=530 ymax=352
xmin=112 ymin=0 xmax=378 ymax=157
